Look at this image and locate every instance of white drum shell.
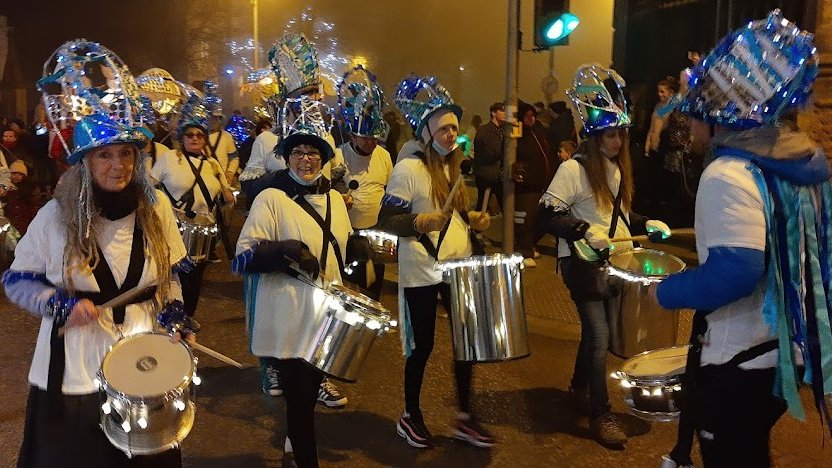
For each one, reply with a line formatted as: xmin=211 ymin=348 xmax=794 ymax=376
xmin=97 ymin=333 xmax=198 ymax=457
xmin=438 ymin=254 xmax=530 ymax=362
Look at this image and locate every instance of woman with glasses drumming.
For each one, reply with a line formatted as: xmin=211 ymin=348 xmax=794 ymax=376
xmin=152 ymin=109 xmax=235 ymax=327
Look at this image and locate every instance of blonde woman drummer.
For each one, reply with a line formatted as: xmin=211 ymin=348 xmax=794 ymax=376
xmin=152 ymin=109 xmax=235 ymax=328
xmin=380 ymin=75 xmax=492 ymax=450
xmin=2 ymin=51 xmax=198 ymax=464
xmin=233 ymin=97 xmax=372 ymax=468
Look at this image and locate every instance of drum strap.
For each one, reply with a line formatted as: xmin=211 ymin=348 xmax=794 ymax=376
xmin=46 ymin=220 xmax=150 ymax=415
xmin=573 ymin=156 xmax=629 ymax=238
xmin=208 ymin=132 xmax=222 ymax=162
xmin=294 ymin=193 xmax=345 ymax=274
xmin=417 ymin=223 xmax=450 ymax=261
xmin=185 ymin=156 xmax=216 ymax=212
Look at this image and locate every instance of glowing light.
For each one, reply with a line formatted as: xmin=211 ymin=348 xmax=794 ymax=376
xmin=652 ymin=388 xmax=663 ymax=396
xmin=174 ymin=399 xmax=186 ymax=411
xmin=137 ymin=417 xmax=148 ymax=429
xmin=225 ymin=69 xmax=234 ymax=75
xmin=459 ymin=65 xmax=465 ymax=72
xmin=101 ymin=401 xmax=112 ymax=415
xmin=193 ymin=375 xmax=202 ymax=386
xmin=121 ymin=420 xmax=131 ymax=433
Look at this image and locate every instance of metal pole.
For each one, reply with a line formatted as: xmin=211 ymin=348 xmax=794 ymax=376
xmin=502 ymin=0 xmax=520 ymax=254
xmin=252 ymin=0 xmax=260 ymax=70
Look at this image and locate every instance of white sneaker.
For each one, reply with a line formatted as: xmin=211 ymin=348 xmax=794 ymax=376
xmin=261 ymin=364 xmax=282 ymax=397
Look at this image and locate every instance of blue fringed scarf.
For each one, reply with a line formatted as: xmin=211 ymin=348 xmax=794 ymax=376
xmin=717 ymin=147 xmax=832 ymax=430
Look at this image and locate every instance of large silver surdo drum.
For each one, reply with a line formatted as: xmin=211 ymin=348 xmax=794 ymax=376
xmin=437 ymin=253 xmax=530 ymax=362
xmin=302 ymin=284 xmax=395 ymax=382
xmin=97 ymin=333 xmax=199 ymax=457
xmin=176 ymin=211 xmax=218 ymax=263
xmin=606 ymin=248 xmax=686 ymax=358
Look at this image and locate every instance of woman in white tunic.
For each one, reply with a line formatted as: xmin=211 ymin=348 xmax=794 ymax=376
xmin=380 ymin=77 xmax=492 ymax=450
xmin=152 ymin=117 xmax=235 ymax=323
xmin=3 ymin=112 xmax=195 ymax=467
xmin=233 ymin=103 xmax=371 ymax=467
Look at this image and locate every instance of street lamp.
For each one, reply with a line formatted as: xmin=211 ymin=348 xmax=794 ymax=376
xmin=251 ymin=0 xmax=259 ymax=70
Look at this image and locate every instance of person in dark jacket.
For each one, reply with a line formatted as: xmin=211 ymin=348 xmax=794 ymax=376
xmin=3 ymin=159 xmax=44 ymax=235
xmin=515 ymin=101 xmax=555 ymax=266
xmin=547 ymin=101 xmax=577 ymax=153
xmin=472 ymin=102 xmax=505 ymax=214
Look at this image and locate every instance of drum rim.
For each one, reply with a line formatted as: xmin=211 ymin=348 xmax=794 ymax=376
xmin=607 ymin=247 xmax=687 ymax=279
xmin=619 ymin=344 xmax=690 ymax=381
xmin=99 ymin=332 xmax=196 ymax=401
xmin=327 ymin=283 xmax=392 ymax=323
xmin=175 ymin=210 xmax=217 ymax=226
xmin=435 ymin=252 xmax=525 ymax=271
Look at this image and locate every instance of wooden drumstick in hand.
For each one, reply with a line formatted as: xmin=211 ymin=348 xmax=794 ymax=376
xmin=479 ymin=187 xmax=491 ymax=215
xmin=442 ymin=160 xmax=472 ymax=213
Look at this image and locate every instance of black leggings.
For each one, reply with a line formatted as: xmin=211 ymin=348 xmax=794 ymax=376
xmin=179 ymin=262 xmax=207 ymax=317
xmin=403 ymin=283 xmax=473 ymax=415
xmin=263 ymin=358 xmax=324 ymax=468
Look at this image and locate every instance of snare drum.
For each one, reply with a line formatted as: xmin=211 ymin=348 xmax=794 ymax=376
xmin=302 ymin=283 xmax=395 ymax=382
xmin=436 ymin=253 xmax=530 ymax=362
xmin=357 ymin=229 xmax=398 ymax=263
xmin=97 ymin=333 xmax=200 ymax=457
xmin=613 ymin=345 xmax=688 ymax=422
xmin=176 ymin=211 xmax=218 ymax=262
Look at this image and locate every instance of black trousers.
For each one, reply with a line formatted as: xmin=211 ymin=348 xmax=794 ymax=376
xmin=515 ymin=191 xmax=543 ymax=258
xmin=694 ymin=366 xmax=786 ymax=467
xmin=263 ymin=358 xmax=325 ymax=468
xmin=18 ymin=387 xmax=181 ymax=468
xmin=403 ymin=283 xmax=473 ymax=415
xmin=179 ymin=262 xmax=207 ymax=317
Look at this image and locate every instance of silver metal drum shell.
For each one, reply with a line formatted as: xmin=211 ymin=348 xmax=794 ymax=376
xmin=301 ymin=309 xmax=385 ymax=382
xmin=442 ymin=258 xmax=530 ymax=362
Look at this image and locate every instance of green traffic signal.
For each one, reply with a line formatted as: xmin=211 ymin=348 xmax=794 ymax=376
xmin=545 ymin=12 xmax=580 ymax=42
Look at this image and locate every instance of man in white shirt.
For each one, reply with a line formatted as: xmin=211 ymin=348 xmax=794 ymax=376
xmin=207 ymin=114 xmax=239 ymax=185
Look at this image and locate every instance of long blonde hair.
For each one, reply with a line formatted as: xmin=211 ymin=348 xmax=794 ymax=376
xmin=53 ymin=147 xmax=173 ymax=306
xmin=577 ymin=128 xmax=634 ymax=212
xmin=418 ymin=139 xmax=468 ymax=213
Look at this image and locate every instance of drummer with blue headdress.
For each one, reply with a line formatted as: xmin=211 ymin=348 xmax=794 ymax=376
xmin=232 ymin=94 xmax=373 ymax=468
xmin=379 ymin=74 xmax=494 ymax=450
xmin=335 ymin=65 xmax=394 ymax=300
xmin=3 ymin=39 xmax=195 ymax=467
xmin=653 ymin=10 xmax=831 ymax=467
xmin=151 ymin=89 xmax=235 ymax=328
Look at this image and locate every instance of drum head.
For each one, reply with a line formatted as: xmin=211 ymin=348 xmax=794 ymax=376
xmin=621 ymin=346 xmax=688 ymax=379
xmin=101 ymin=333 xmax=194 ymax=398
xmin=176 ymin=211 xmax=216 ymax=227
xmin=328 ymin=284 xmax=390 ymax=321
xmin=608 ymin=248 xmax=686 ymax=278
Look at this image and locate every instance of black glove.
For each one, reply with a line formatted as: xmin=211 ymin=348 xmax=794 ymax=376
xmin=346 ymin=234 xmax=374 ymax=265
xmin=246 ymin=239 xmax=320 ymax=279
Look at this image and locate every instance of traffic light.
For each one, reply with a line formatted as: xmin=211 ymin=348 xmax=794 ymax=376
xmin=534 ymin=0 xmax=579 ymax=48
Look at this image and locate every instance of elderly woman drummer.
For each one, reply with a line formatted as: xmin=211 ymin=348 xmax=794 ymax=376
xmin=3 ymin=110 xmax=196 ymax=466
xmin=232 ymin=97 xmax=372 ymax=468
xmin=152 ymin=102 xmax=235 ymax=327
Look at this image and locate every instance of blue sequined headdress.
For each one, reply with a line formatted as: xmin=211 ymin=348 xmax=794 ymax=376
xmin=269 ymin=33 xmax=320 ymax=99
xmin=393 ymin=74 xmax=462 ymax=141
xmin=566 ymin=64 xmax=631 ymax=137
xmin=337 ymin=65 xmax=388 ymax=138
xmin=36 ymin=39 xmax=150 ymax=165
xmin=175 ymin=82 xmax=208 ymax=136
xmin=682 ymin=9 xmax=818 ymax=129
xmin=276 ymin=95 xmax=334 ymax=162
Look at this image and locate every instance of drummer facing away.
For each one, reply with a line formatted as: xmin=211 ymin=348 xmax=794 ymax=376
xmin=232 ymin=95 xmax=373 ymax=468
xmin=653 ymin=11 xmax=832 ymax=468
xmin=2 ymin=43 xmax=197 ymax=465
xmin=538 ymin=64 xmax=670 ymax=448
xmin=380 ymin=75 xmax=492 ymax=450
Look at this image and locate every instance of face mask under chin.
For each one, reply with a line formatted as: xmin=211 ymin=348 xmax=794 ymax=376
xmin=431 ymin=139 xmax=458 ymax=157
xmin=289 ymin=168 xmax=321 ymax=186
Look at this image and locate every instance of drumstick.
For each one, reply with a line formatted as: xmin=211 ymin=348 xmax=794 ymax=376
xmin=479 ymin=187 xmax=491 ymax=215
xmin=442 ymin=160 xmax=472 ymax=213
xmin=345 ymin=179 xmax=359 ymax=197
xmin=190 ymin=341 xmax=245 ymax=368
xmin=610 ymin=228 xmax=694 ymax=244
xmin=58 ymin=284 xmax=158 ymax=337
